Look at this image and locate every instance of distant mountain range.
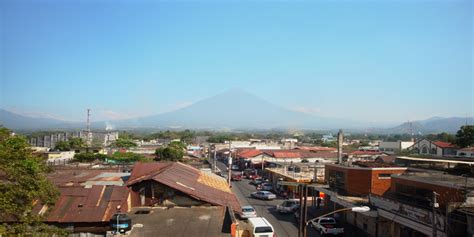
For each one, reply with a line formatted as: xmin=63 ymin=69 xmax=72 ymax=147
xmin=0 ymin=109 xmax=80 ymax=130
xmin=1 ymin=89 xmax=472 ymax=133
xmin=104 ymin=89 xmax=360 ymax=130
xmin=365 ymin=117 xmax=474 ymax=134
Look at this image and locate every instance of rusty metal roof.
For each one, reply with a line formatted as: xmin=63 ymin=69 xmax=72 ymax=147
xmin=127 ymin=162 xmax=241 ymax=212
xmin=46 ymin=185 xmax=129 ymax=223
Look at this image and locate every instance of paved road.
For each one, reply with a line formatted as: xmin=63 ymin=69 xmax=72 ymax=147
xmin=212 ymin=158 xmax=311 ymax=237
xmin=211 ymin=156 xmax=362 ymax=237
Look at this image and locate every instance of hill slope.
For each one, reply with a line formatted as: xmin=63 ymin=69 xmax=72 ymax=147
xmin=0 ymin=109 xmax=79 ymax=130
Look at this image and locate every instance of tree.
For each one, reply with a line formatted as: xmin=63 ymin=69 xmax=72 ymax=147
xmin=455 ymin=125 xmax=474 ymax=148
xmin=155 ymin=142 xmax=185 ymax=161
xmin=111 ymin=152 xmax=144 ymax=163
xmin=68 ymin=137 xmax=85 ymax=149
xmin=0 ymin=127 xmax=62 ymax=235
xmin=207 ymin=134 xmax=234 ymax=143
xmin=54 ymin=141 xmax=71 ymax=151
xmin=54 ymin=138 xmax=87 ymax=151
xmin=426 ymin=132 xmax=456 ymax=143
xmin=73 ymin=152 xmax=107 ymax=162
xmin=112 ymin=138 xmax=137 ymax=149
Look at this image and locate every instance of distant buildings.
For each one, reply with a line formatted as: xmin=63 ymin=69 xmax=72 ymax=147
xmin=29 ymin=131 xmax=118 ymax=148
xmin=322 ymin=134 xmax=336 ymax=143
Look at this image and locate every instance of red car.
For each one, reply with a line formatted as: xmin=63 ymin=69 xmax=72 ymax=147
xmin=231 ymin=173 xmax=242 ymax=181
xmin=243 ymin=169 xmax=257 ymax=179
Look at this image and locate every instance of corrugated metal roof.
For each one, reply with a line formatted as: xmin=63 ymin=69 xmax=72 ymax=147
xmin=46 ymin=185 xmax=129 ymax=223
xmin=128 ymin=162 xmax=241 ymax=212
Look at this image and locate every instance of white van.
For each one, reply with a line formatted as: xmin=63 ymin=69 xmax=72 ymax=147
xmin=247 ymin=217 xmax=275 ymax=237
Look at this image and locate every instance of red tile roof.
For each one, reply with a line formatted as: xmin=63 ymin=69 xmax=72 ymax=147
xmin=432 ymin=141 xmax=457 ymax=148
xmin=237 ymin=149 xmax=263 ymax=158
xmin=127 ymin=162 xmax=241 ymax=212
xmin=350 ymin=150 xmax=386 ymax=156
xmin=295 ymin=146 xmax=337 ymax=152
xmin=46 ymin=185 xmax=129 ymax=223
xmin=299 ymin=151 xmax=337 ymax=159
xmin=271 ymin=151 xmax=301 ymax=158
xmin=459 ymin=147 xmax=474 ymax=151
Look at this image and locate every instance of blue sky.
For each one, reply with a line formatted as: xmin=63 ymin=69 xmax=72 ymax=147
xmin=1 ymin=0 xmax=472 ymax=124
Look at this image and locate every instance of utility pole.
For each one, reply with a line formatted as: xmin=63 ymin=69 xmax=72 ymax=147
xmin=214 ymin=149 xmax=217 ymax=173
xmin=432 ymin=191 xmax=439 ymax=237
xmin=298 ymin=184 xmax=303 ymax=237
xmin=228 ymin=142 xmax=232 ymax=186
xmin=303 ymin=185 xmax=308 ymax=237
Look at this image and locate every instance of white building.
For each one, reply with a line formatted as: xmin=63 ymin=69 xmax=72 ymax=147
xmin=457 ymin=147 xmax=474 ymax=157
xmin=379 ymin=141 xmax=414 ymax=154
xmin=407 ymin=138 xmax=457 ymax=157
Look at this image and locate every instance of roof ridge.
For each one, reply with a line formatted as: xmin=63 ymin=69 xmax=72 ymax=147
xmin=127 ymin=162 xmax=173 ymax=185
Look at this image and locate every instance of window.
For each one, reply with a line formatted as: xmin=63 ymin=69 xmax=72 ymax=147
xmin=328 ymin=170 xmax=346 ymax=190
xmin=378 ymin=173 xmax=392 ymax=179
xmin=421 ymin=147 xmax=428 ymax=154
xmin=255 ymin=227 xmax=273 ymax=233
xmin=430 ymin=148 xmax=437 ymax=155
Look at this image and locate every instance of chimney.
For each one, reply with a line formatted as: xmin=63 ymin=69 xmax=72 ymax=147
xmin=337 ymin=129 xmax=343 ymax=164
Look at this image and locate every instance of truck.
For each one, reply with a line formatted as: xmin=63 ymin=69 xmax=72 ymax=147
xmin=310 ymin=217 xmax=344 ymax=236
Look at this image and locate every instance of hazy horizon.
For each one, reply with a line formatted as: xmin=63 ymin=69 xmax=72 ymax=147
xmin=1 ymin=0 xmax=473 ymax=123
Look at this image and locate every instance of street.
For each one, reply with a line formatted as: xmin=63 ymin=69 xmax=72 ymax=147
xmin=213 ymin=158 xmax=314 ymax=237
xmin=211 ymin=156 xmax=362 ymax=237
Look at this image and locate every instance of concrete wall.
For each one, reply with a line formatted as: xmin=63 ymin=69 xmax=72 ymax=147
xmin=380 ymin=141 xmax=414 ymax=154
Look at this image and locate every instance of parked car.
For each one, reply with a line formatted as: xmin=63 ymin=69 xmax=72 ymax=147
xmin=250 ymin=177 xmax=263 ymax=186
xmin=243 ymin=169 xmax=257 ymax=179
xmin=276 ymin=199 xmax=300 ymax=213
xmin=231 ymin=165 xmax=240 ymax=171
xmin=231 ymin=173 xmax=242 ymax=181
xmin=261 ymin=183 xmax=273 ymax=191
xmin=251 ymin=191 xmax=277 ymax=200
xmin=239 ymin=205 xmax=257 ymax=219
xmin=246 ymin=217 xmax=275 ymax=237
xmin=310 ymin=217 xmax=344 ymax=236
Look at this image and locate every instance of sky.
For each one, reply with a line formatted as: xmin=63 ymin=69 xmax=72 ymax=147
xmin=0 ymin=0 xmax=472 ymax=124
